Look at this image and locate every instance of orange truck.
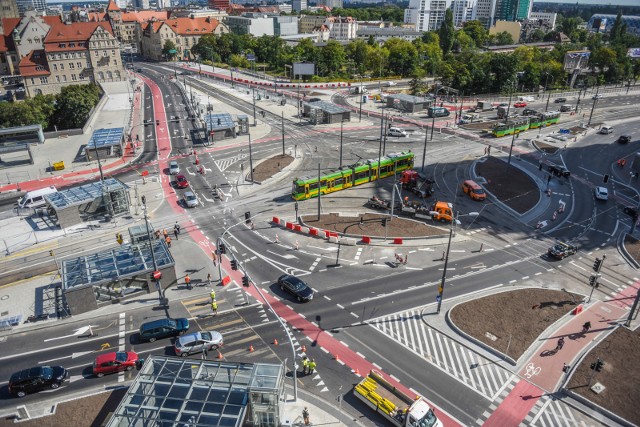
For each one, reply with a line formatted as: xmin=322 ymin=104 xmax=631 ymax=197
xmin=431 ymin=201 xmax=453 ymax=223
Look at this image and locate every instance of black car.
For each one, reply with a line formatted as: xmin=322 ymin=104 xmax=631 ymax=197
xmin=548 ymin=164 xmax=571 ymax=178
xmin=522 ymin=108 xmax=538 ymax=116
xmin=623 ymin=206 xmax=638 ymax=219
xmin=548 ymin=242 xmax=577 ymax=259
xmin=277 ymin=274 xmax=314 ymax=302
xmin=617 ymin=135 xmax=631 ymax=144
xmin=139 ymin=318 xmax=189 ymax=343
xmin=554 ymin=97 xmax=567 ymax=103
xmin=9 ymin=366 xmax=68 ymax=398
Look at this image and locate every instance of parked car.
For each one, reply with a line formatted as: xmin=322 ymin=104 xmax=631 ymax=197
xmin=548 ymin=242 xmax=577 ymax=259
xmin=174 ymin=331 xmax=223 ymax=357
xmin=386 ymin=81 xmax=398 ymax=86
xmin=592 ymin=94 xmax=603 ymax=100
xmin=513 ymin=101 xmax=527 ymax=108
xmin=183 ymin=191 xmax=198 ymax=208
xmin=175 ymin=174 xmax=189 ymax=189
xmin=9 ymin=366 xmax=69 ymax=398
xmin=623 ymin=206 xmax=638 ymax=219
xmin=139 ymin=318 xmax=189 ymax=343
xmin=554 ymin=97 xmax=567 ymax=103
xmin=548 ymin=164 xmax=571 ymax=178
xmin=93 ymin=351 xmax=139 ymax=377
xmin=277 ymin=274 xmax=314 ymax=302
xmin=169 ymin=161 xmax=180 ymax=175
xmin=594 ymin=186 xmax=609 ymax=201
xmin=617 ymin=135 xmax=631 ymax=144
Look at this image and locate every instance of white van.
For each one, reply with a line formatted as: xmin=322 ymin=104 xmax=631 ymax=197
xmin=519 ymin=96 xmax=535 ymax=102
xmin=17 ymin=186 xmax=57 ymax=209
xmin=388 ymin=127 xmax=407 ymax=137
xmin=600 ymin=126 xmax=613 ymax=135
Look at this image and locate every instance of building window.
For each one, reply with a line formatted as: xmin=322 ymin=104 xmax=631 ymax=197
xmin=79 ymin=73 xmax=85 ymax=80
xmin=59 ymin=43 xmax=65 ymax=48
xmin=69 ymin=43 xmax=75 ymax=47
xmin=40 ymin=77 xmax=48 ymax=84
xmin=63 ymin=75 xmax=67 ymax=82
xmin=56 ymin=75 xmax=60 ymax=82
xmin=36 ymin=65 xmax=44 ymax=71
xmin=53 ymin=64 xmax=57 ymax=71
xmin=103 ymin=51 xmax=108 ymax=57
xmin=31 ymin=78 xmax=35 ymax=84
xmin=60 ymin=64 xmax=64 ymax=70
xmin=98 ymin=71 xmax=104 ymax=79
xmin=77 ymin=62 xmax=82 ymax=68
xmin=71 ymin=74 xmax=77 ymax=81
xmin=70 ymin=63 xmax=74 ymax=69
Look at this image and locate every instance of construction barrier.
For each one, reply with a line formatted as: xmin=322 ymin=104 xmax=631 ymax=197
xmin=362 ymin=236 xmax=371 ymax=244
xmin=328 ymin=235 xmax=340 ymax=243
xmin=285 ymin=222 xmax=294 ymax=230
xmin=393 ymin=238 xmax=403 ymax=245
xmin=572 ymin=304 xmax=583 ymax=315
xmin=221 ymin=276 xmax=231 ymax=286
xmin=324 ymin=230 xmax=331 ymax=239
xmin=309 ymin=228 xmax=318 ymax=236
xmin=294 ymin=225 xmax=302 ymax=232
xmin=272 ymin=217 xmax=280 ymax=224
xmin=341 ymin=237 xmax=357 ymax=246
xmin=300 ymin=226 xmax=309 ymax=234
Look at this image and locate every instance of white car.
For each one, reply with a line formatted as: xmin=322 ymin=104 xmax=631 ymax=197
xmin=599 ymin=126 xmax=613 ymax=135
xmin=592 ymin=94 xmax=603 ymax=100
xmin=183 ymin=191 xmax=198 ymax=208
xmin=174 ymin=331 xmax=223 ymax=357
xmin=387 ymin=81 xmax=398 ymax=87
xmin=594 ymin=186 xmax=609 ymax=200
xmin=388 ymin=127 xmax=407 ymax=137
xmin=169 ymin=161 xmax=180 ymax=175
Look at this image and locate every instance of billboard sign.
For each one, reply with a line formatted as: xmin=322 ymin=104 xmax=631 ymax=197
xmin=293 ymin=62 xmax=315 ymax=77
xmin=563 ymin=50 xmax=590 ymax=71
xmin=628 ymin=48 xmax=640 ymax=58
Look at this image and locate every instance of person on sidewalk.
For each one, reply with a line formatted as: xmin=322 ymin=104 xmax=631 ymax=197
xmin=211 ymin=301 xmax=218 ymax=315
xmin=174 ymin=221 xmax=181 ymax=235
xmin=207 ymin=273 xmax=212 ymax=287
xmin=302 ymin=407 xmax=310 ymax=426
xmin=582 ymin=321 xmax=591 ymax=333
xmin=210 ymin=289 xmax=216 ymax=302
xmin=556 ymin=336 xmax=565 ymax=351
xmin=185 ymin=274 xmax=191 ymax=290
xmin=174 ymin=228 xmax=179 ymax=239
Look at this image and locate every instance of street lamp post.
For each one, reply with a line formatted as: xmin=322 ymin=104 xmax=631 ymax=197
xmin=141 ymin=195 xmax=164 ymax=305
xmin=507 ymin=131 xmax=518 ymax=165
xmin=588 ymin=87 xmax=600 ymax=126
xmin=339 ymin=120 xmax=344 ymax=168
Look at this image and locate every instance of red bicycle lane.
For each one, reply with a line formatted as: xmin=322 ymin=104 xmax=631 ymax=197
xmin=144 ymin=75 xmax=462 ymax=427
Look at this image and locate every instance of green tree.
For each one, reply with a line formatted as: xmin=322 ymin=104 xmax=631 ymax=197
xmin=162 ymin=40 xmax=178 ymax=60
xmin=346 ymin=40 xmax=371 ymax=75
xmin=408 ymin=69 xmax=428 ymax=95
xmin=439 ymin=9 xmax=455 ymax=55
xmin=318 ymin=40 xmax=346 ymax=77
xmin=385 ymin=38 xmax=419 ymax=77
xmin=462 ymin=20 xmax=487 ymax=47
xmin=528 ymin=29 xmax=545 ymax=43
xmin=494 ymin=31 xmax=514 ymax=46
xmin=454 ymin=30 xmax=475 ymax=52
xmin=53 ymin=84 xmax=101 ymax=130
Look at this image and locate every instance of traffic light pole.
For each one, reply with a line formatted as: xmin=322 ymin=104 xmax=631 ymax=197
xmin=141 ymin=196 xmax=163 ymax=304
xmin=436 ymin=226 xmax=454 ymax=314
xmin=587 ymin=254 xmax=606 ymax=303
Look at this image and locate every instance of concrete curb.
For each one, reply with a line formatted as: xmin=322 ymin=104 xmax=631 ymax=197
xmin=617 ymin=232 xmax=640 ymax=270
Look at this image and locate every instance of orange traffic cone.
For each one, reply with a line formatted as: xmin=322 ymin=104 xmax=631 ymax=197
xmin=249 ymin=345 xmax=254 ymax=352
xmin=335 ymin=354 xmax=340 ymax=362
xmin=273 ymin=338 xmax=278 ymax=346
xmin=217 ymin=350 xmax=224 ymax=359
xmin=301 ymin=345 xmax=307 ymax=352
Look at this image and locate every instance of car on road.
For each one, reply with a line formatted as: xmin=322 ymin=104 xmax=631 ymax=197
xmin=548 ymin=242 xmax=577 ymax=259
xmin=461 ymin=180 xmax=486 ymax=201
xmin=9 ymin=366 xmax=69 ymax=398
xmin=600 ymin=126 xmax=613 ymax=134
xmin=623 ymin=206 xmax=638 ymax=219
xmin=513 ymin=101 xmax=527 ymax=108
xmin=592 ymin=94 xmax=603 ymax=100
xmin=554 ymin=97 xmax=567 ymax=103
xmin=522 ymin=108 xmax=538 ymax=116
xmin=139 ymin=318 xmax=189 ymax=343
xmin=388 ymin=127 xmax=407 ymax=137
xmin=183 ymin=191 xmax=198 ymax=208
xmin=594 ymin=186 xmax=609 ymax=200
xmin=548 ymin=164 xmax=571 ymax=178
xmin=277 ymin=274 xmax=314 ymax=302
xmin=617 ymin=135 xmax=631 ymax=144
xmin=386 ymin=81 xmax=398 ymax=86
xmin=174 ymin=330 xmax=223 ymax=357
xmin=169 ymin=161 xmax=180 ymax=175
xmin=175 ymin=174 xmax=189 ymax=189
xmin=498 ymin=103 xmax=509 ymax=108
xmin=93 ymin=351 xmax=139 ymax=377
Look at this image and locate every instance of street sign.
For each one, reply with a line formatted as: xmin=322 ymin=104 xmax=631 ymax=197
xmin=436 ymin=295 xmax=441 ymax=303
xmin=246 ymin=54 xmax=255 ymax=61
xmin=153 ymin=270 xmax=162 ymax=280
xmin=168 ymin=49 xmax=177 ymax=54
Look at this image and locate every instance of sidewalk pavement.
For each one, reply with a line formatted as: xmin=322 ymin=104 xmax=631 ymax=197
xmin=0 ymin=79 xmax=144 ymax=193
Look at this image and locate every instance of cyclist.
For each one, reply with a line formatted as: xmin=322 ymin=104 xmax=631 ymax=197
xmin=582 ymin=321 xmax=591 ymax=333
xmin=556 ymin=337 xmax=565 ymax=351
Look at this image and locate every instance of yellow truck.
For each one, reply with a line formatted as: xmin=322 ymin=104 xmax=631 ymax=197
xmin=354 ymin=370 xmax=442 ymax=427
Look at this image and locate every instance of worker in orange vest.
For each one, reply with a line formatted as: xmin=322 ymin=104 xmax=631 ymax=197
xmin=185 ymin=274 xmax=191 ymax=290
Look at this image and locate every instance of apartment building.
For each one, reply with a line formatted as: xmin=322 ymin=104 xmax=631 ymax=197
xmin=299 ymin=14 xmax=326 ymax=34
xmin=404 ymin=0 xmax=453 ymax=32
xmin=0 ymin=0 xmax=18 ymax=19
xmin=326 ymin=16 xmax=357 ymax=40
xmin=140 ymin=16 xmax=227 ymax=61
xmin=452 ymin=0 xmax=477 ymax=26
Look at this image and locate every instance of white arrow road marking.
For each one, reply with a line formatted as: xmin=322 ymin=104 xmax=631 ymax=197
xmin=39 ymin=350 xmax=94 ymax=364
xmin=44 ymin=325 xmax=93 ymax=342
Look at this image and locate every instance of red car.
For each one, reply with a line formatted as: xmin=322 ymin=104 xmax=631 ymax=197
xmin=175 ymin=174 xmax=189 ymax=189
xmin=514 ymin=101 xmax=527 ymax=108
xmin=93 ymin=351 xmax=139 ymax=377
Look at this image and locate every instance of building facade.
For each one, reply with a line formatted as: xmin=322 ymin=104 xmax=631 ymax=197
xmin=587 ymin=14 xmax=640 ymax=36
xmin=298 ymin=14 xmax=325 ymax=34
xmin=474 ymin=0 xmax=496 ymax=27
xmin=529 ymin=12 xmax=556 ymax=28
xmin=292 ymin=0 xmax=307 ymax=13
xmin=15 ymin=0 xmax=45 ymax=15
xmin=0 ymin=0 xmax=19 ymax=19
xmin=404 ymin=0 xmax=453 ymax=32
xmin=316 ymin=0 xmax=343 ymax=9
xmin=357 ymin=26 xmax=422 ymax=44
xmin=326 ymin=16 xmax=357 ymax=40
xmin=452 ymin=0 xmax=477 ymax=26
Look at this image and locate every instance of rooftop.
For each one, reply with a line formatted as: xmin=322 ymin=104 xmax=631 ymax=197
xmin=304 ymin=100 xmax=351 ymax=114
xmin=45 ymin=177 xmax=127 ymax=210
xmin=204 ymin=112 xmax=235 ymax=131
xmin=87 ymin=127 xmax=124 ymax=149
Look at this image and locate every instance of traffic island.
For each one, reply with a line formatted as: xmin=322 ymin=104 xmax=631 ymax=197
xmin=475 ymin=156 xmax=540 ymax=214
xmin=246 ymin=154 xmax=294 ymax=183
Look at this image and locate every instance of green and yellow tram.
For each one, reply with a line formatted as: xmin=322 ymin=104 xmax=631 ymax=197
xmin=529 ymin=111 xmax=561 ymax=129
xmin=491 ymin=117 xmax=531 ymax=137
xmin=291 ymin=151 xmax=415 ymax=200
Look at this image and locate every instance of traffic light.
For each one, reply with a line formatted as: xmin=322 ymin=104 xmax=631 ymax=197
xmin=116 ymin=233 xmax=123 ymax=245
xmin=381 ymin=218 xmax=388 ymax=227
xmin=242 ymin=275 xmax=250 ymax=287
xmin=595 ymin=359 xmax=604 ymax=372
xmin=244 ymin=211 xmax=251 ymax=224
xmin=589 ymin=275 xmax=597 ymax=287
xmin=593 ymin=258 xmax=602 ymax=272
xmin=49 ymin=250 xmax=54 ymax=257
xmin=603 ymin=174 xmax=609 ymax=184
xmin=218 ymin=243 xmax=226 ymax=254
xmin=230 ymin=259 xmax=238 ymax=270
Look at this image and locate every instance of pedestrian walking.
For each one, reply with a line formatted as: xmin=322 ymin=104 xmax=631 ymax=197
xmin=163 ymin=229 xmax=168 ymax=239
xmin=174 ymin=221 xmax=181 ymax=235
xmin=174 ymin=228 xmax=179 ymax=239
xmin=301 ymin=356 xmax=308 ymax=375
xmin=307 ymin=358 xmax=316 ymax=375
xmin=403 ymin=254 xmax=408 ymax=265
xmin=211 ymin=300 xmax=218 ymax=315
xmin=154 ymin=230 xmax=161 ymax=239
xmin=302 ymin=407 xmax=310 ymax=426
xmin=274 ymin=234 xmax=279 ymax=244
xmin=165 ymin=236 xmax=171 ymax=248
xmin=210 ymin=288 xmax=216 ymax=302
xmin=207 ymin=273 xmax=212 ymax=287
xmin=185 ymin=274 xmax=191 ymax=290
xmin=562 ymin=363 xmax=569 ymax=373
xmin=294 ymin=240 xmax=299 ymax=250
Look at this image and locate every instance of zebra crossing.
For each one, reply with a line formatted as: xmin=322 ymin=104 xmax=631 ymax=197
xmin=524 ymin=394 xmax=607 ymax=427
xmin=368 ymin=308 xmax=513 ymax=399
xmin=214 ymin=154 xmax=247 ymax=171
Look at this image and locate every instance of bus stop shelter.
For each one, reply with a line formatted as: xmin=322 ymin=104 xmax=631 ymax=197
xmin=386 ymin=94 xmax=432 ymax=113
xmin=86 ymin=127 xmax=124 ymax=161
xmin=0 ymin=124 xmax=43 ymax=168
xmin=61 ymin=239 xmax=176 ymax=314
xmin=203 ymin=113 xmax=237 ymax=142
xmin=303 ymin=101 xmax=351 ymax=124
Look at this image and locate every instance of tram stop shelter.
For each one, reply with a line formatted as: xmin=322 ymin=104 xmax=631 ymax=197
xmin=303 ymin=101 xmax=351 ymax=124
xmin=0 ymin=124 xmax=44 ymax=168
xmin=386 ymin=93 xmax=432 ymax=113
xmin=61 ymin=239 xmax=176 ymax=314
xmin=86 ymin=127 xmax=124 ymax=161
xmin=204 ymin=113 xmax=237 ymax=142
xmin=107 ymin=357 xmax=285 ymax=427
xmin=44 ymin=178 xmax=130 ymax=229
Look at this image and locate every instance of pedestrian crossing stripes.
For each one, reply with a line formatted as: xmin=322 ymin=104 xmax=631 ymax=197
xmin=474 ymin=377 xmax=518 ymax=425
xmin=214 ymin=155 xmax=246 ymax=171
xmin=369 ymin=309 xmax=513 ymax=399
xmin=523 ymin=393 xmax=607 ymax=427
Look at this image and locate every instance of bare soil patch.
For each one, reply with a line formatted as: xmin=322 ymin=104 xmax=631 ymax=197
xmin=623 ymin=235 xmax=640 ymax=264
xmin=250 ymin=154 xmax=294 ymax=182
xmin=449 ymin=288 xmax=579 ymax=360
xmin=532 ymin=140 xmax=560 ymax=155
xmin=301 ymin=213 xmax=445 ymax=238
xmin=475 ymin=156 xmax=540 ymax=214
xmin=566 ymin=327 xmax=640 ymax=425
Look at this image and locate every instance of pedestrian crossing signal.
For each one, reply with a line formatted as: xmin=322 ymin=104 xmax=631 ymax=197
xmin=230 ymin=260 xmax=238 ymax=270
xmin=218 ymin=243 xmax=226 ymax=254
xmin=242 ymin=276 xmax=249 ymax=287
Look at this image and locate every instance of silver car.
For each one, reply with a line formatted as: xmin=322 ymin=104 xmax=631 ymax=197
xmin=174 ymin=331 xmax=223 ymax=357
xmin=183 ymin=191 xmax=198 ymax=208
xmin=169 ymin=161 xmax=180 ymax=175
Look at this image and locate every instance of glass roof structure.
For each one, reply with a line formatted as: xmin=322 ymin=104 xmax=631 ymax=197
xmin=108 ymin=357 xmax=284 ymax=427
xmin=204 ymin=113 xmax=236 ymax=131
xmin=304 ymin=100 xmax=350 ymax=114
xmin=62 ymin=239 xmax=174 ymax=289
xmin=387 ymin=93 xmax=430 ymax=104
xmin=45 ymin=178 xmax=127 ymax=210
xmin=87 ymin=127 xmax=124 ymax=149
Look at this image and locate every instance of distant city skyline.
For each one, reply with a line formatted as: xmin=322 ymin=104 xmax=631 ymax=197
xmin=535 ymin=0 xmax=639 ymax=6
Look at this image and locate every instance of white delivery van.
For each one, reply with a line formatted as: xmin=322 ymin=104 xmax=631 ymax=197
xmin=17 ymin=186 xmax=57 ymax=209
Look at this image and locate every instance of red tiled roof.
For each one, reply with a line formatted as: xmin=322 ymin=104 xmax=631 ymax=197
xmin=107 ymin=0 xmax=120 ymax=11
xmin=87 ymin=12 xmax=107 ymax=22
xmin=43 ymin=16 xmax=63 ymax=25
xmin=0 ymin=18 xmax=21 ymax=52
xmin=121 ymin=11 xmax=169 ymax=23
xmin=149 ymin=17 xmax=220 ymax=35
xmin=18 ymin=50 xmax=50 ymax=77
xmin=44 ymin=22 xmax=114 ymax=52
